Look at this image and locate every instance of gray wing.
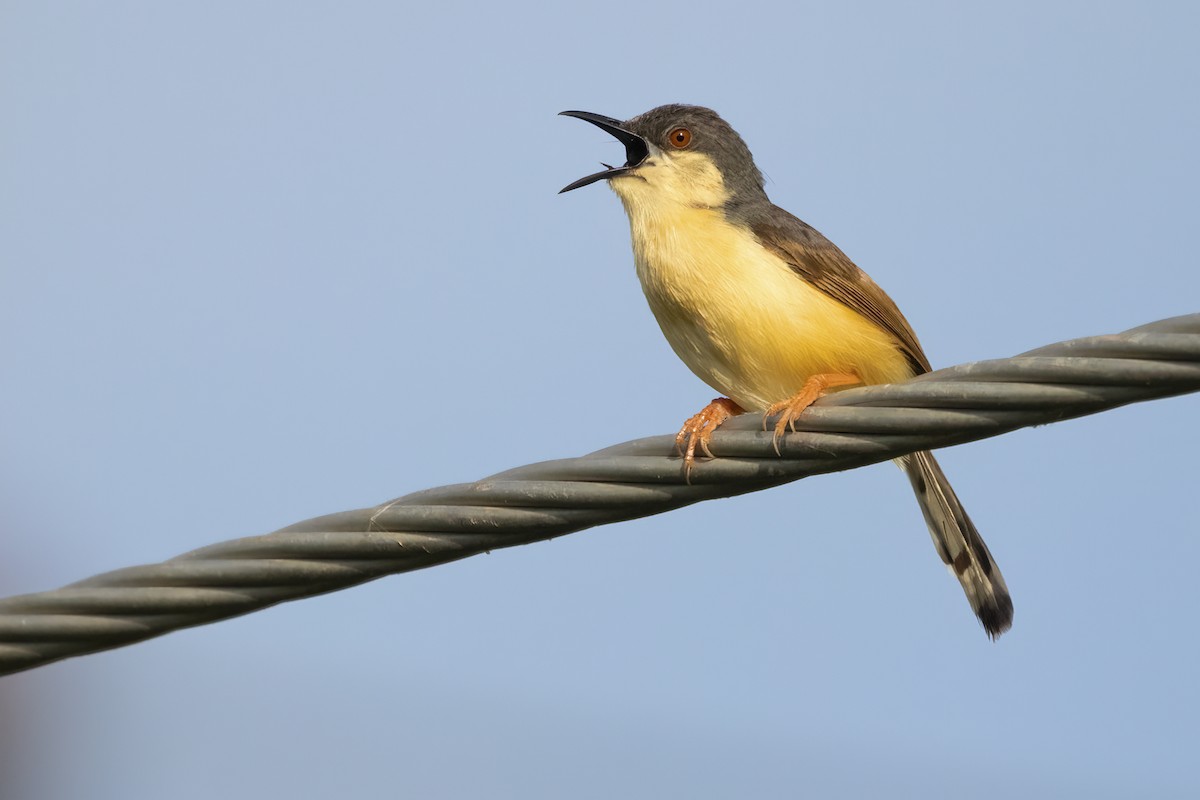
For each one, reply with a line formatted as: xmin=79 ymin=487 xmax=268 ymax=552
xmin=749 ymin=206 xmax=932 ymax=375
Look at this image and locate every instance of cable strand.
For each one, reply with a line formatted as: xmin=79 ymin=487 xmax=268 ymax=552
xmin=1 ymin=314 xmax=1197 ymax=676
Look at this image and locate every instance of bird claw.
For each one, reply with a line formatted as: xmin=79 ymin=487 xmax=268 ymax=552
xmin=675 ymin=398 xmax=743 ymax=482
xmin=764 ymin=372 xmax=861 ymax=454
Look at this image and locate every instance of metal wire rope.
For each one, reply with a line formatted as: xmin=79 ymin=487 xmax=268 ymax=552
xmin=1 ymin=314 xmax=1197 ymax=676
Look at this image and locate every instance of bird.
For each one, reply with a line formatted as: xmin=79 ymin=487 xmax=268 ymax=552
xmin=558 ymin=104 xmax=1013 ymax=638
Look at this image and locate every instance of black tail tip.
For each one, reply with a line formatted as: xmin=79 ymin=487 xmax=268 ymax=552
xmin=980 ymin=597 xmax=1015 ymax=640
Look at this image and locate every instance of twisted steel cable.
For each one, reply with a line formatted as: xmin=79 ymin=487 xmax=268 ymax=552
xmin=1 ymin=314 xmax=1198 ymax=676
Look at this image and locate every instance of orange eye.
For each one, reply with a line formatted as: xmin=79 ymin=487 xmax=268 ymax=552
xmin=668 ymin=127 xmax=692 ymax=148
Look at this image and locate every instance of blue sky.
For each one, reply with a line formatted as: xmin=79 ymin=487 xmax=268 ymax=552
xmin=2 ymin=2 xmax=1199 ymax=797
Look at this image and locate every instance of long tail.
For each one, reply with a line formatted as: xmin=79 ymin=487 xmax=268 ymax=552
xmin=899 ymin=451 xmax=1014 ymax=638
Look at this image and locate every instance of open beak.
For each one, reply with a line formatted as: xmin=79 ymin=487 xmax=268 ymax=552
xmin=558 ymin=110 xmax=650 ymax=193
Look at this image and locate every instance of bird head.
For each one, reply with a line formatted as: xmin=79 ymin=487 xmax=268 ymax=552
xmin=559 ymin=104 xmax=766 ymax=213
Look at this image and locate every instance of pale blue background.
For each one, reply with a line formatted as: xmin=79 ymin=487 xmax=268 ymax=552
xmin=2 ymin=2 xmax=1199 ymax=798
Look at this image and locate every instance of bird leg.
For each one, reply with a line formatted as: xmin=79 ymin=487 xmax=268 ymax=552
xmin=765 ymin=371 xmax=860 ymax=453
xmin=675 ymin=397 xmax=744 ymax=480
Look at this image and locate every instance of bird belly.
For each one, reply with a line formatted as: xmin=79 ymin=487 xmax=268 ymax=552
xmin=629 ymin=208 xmax=914 ymax=411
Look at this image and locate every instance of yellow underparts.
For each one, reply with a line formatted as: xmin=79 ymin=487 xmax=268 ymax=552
xmin=613 ymin=167 xmax=912 ymax=411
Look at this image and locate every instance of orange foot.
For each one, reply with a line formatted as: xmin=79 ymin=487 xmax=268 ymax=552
xmin=675 ymin=397 xmax=744 ymax=480
xmin=765 ymin=372 xmax=860 ymax=454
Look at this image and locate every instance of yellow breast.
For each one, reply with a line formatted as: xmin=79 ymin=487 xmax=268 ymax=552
xmin=621 ymin=201 xmax=914 ymax=411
